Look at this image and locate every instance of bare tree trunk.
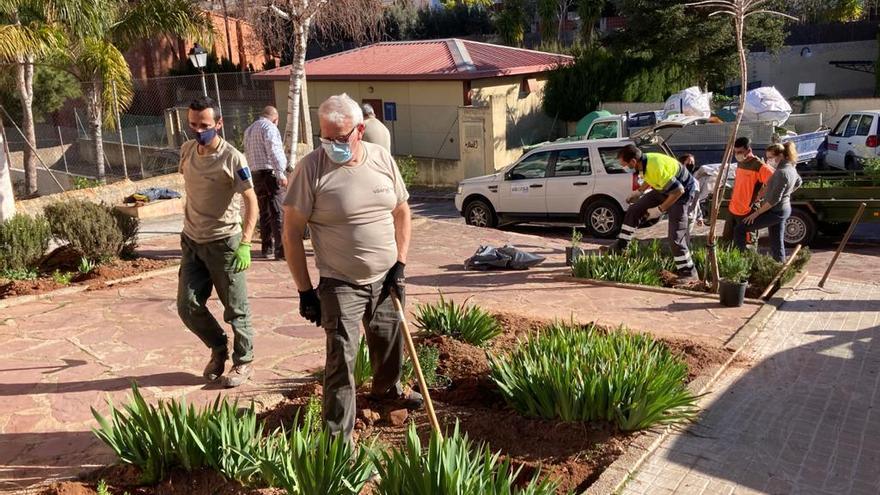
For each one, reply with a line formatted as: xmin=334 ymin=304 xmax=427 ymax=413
xmin=284 ymin=16 xmax=310 ymax=166
xmin=706 ymin=11 xmax=747 ymax=291
xmin=15 ymin=57 xmax=37 ymax=197
xmin=85 ymin=79 xmax=107 ymax=183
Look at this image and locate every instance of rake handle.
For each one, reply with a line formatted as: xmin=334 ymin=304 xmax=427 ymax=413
xmin=392 ymin=292 xmax=442 ymax=440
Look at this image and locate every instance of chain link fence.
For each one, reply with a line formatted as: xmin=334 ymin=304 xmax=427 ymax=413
xmin=3 ymin=72 xmax=276 ymax=196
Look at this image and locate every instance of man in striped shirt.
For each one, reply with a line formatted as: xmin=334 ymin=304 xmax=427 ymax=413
xmin=244 ymin=106 xmax=289 ymax=260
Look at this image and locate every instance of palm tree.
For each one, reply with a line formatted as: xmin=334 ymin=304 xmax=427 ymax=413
xmin=47 ymin=0 xmax=211 ymax=183
xmin=0 ymin=0 xmax=89 ymax=196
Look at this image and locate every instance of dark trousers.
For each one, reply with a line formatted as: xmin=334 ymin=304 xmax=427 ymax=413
xmin=734 ymin=205 xmax=791 ymax=262
xmin=253 ymin=170 xmax=285 ymax=257
xmin=617 ymin=190 xmax=696 ymax=275
xmin=177 ymin=233 xmax=254 ymax=365
xmin=318 ymin=276 xmax=403 ymax=442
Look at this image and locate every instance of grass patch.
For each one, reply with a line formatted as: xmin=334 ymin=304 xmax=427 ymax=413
xmin=488 ymin=321 xmax=698 ymax=431
xmin=414 ymin=295 xmax=502 ymax=347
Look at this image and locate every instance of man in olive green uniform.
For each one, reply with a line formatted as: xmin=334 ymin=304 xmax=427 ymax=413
xmin=177 ymin=96 xmax=259 ymax=388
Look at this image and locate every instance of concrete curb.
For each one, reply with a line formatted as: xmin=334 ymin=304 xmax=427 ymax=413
xmin=585 ymin=270 xmax=810 ymax=495
xmin=0 ymin=263 xmax=180 ymax=310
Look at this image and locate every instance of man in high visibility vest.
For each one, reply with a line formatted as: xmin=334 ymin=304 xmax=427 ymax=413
xmin=606 ymin=144 xmax=698 ymax=280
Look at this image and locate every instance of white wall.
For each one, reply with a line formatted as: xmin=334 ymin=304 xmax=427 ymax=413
xmin=749 ymin=41 xmax=877 ymax=98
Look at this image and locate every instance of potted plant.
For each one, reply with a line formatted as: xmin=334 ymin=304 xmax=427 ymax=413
xmin=718 ymin=254 xmax=751 ymax=307
xmin=566 ymin=228 xmax=585 ymax=266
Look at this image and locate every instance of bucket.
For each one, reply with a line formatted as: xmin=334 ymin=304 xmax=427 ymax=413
xmin=719 ymin=279 xmax=748 ymax=307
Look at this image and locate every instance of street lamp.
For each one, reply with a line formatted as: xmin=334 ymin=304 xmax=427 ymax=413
xmin=188 ymin=43 xmax=208 ymax=97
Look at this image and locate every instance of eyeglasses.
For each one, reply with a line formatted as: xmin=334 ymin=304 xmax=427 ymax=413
xmin=319 ymin=126 xmax=358 ymax=145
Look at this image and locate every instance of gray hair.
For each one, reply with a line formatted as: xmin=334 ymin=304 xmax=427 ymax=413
xmin=261 ymin=105 xmax=278 ymax=119
xmin=362 ymin=103 xmax=375 ymax=117
xmin=318 ymin=93 xmax=363 ymax=127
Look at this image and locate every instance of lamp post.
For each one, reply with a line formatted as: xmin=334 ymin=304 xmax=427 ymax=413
xmin=188 ymin=43 xmax=208 ymax=97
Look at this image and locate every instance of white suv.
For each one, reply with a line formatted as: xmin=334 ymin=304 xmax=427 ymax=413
xmin=822 ymin=111 xmax=880 ymax=170
xmin=454 ymin=138 xmax=641 ymax=238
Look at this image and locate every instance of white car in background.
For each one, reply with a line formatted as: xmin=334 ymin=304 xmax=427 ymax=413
xmin=454 ymin=138 xmax=643 ymax=238
xmin=822 ymin=111 xmax=880 ymax=170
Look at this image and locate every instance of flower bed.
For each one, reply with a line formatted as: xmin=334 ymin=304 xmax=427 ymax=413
xmin=572 ymin=239 xmax=810 ymax=299
xmin=43 ymin=307 xmax=731 ymax=495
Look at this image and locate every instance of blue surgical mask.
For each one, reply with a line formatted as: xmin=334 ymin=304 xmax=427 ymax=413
xmin=193 ymin=128 xmax=217 ymax=146
xmin=323 ymin=141 xmax=353 ymax=164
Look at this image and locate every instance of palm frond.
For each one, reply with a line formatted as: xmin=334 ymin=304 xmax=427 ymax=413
xmin=72 ymin=37 xmax=132 ymax=125
xmin=110 ymin=0 xmax=214 ymax=51
xmin=0 ymin=23 xmax=61 ymax=61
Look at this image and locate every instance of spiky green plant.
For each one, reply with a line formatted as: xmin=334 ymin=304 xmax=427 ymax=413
xmin=414 ymin=295 xmax=502 ymax=347
xmin=354 ymin=336 xmax=372 ymax=388
xmin=571 ymin=251 xmax=666 ymax=286
xmin=374 ymin=422 xmax=558 ymax=495
xmin=488 ymin=322 xmax=698 ymax=431
xmin=90 ymin=383 xmax=262 ymax=484
xmin=248 ymin=413 xmax=373 ymax=495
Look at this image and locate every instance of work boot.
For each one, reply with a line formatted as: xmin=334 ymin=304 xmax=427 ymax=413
xmin=676 ymin=268 xmax=699 ymax=283
xmin=223 ymin=363 xmax=253 ymax=388
xmin=370 ymin=389 xmax=424 ymax=410
xmin=203 ymin=346 xmax=228 ymax=382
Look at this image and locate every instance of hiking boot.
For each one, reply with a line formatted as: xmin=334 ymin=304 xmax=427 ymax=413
xmin=223 ymin=363 xmax=253 ymax=388
xmin=676 ymin=268 xmax=699 ymax=283
xmin=370 ymin=389 xmax=424 ymax=410
xmin=203 ymin=347 xmax=228 ymax=382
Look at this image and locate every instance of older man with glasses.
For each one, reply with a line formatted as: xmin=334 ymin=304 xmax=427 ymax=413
xmin=282 ymin=93 xmax=422 ymax=443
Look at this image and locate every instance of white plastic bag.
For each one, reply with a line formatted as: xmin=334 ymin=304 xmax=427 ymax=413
xmin=742 ymin=87 xmax=792 ymax=125
xmin=664 ymin=87 xmax=712 ymax=118
xmin=0 ymin=132 xmax=15 ymax=222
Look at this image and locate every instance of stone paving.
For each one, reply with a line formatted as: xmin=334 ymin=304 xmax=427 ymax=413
xmin=0 ymin=217 xmax=759 ymax=493
xmin=621 ymin=276 xmax=880 ymax=495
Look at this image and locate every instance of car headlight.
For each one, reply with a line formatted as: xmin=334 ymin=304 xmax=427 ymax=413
xmin=456 ymin=184 xmax=463 ymax=195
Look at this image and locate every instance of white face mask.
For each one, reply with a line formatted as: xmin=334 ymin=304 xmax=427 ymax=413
xmin=735 ymin=153 xmax=747 ymax=163
xmin=766 ymin=157 xmax=779 ymax=167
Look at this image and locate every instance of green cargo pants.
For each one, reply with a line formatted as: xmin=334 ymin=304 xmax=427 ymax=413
xmin=318 ymin=276 xmax=403 ymax=442
xmin=177 ymin=233 xmax=254 ymax=365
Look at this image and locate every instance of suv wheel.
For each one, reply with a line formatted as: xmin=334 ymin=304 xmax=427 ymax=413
xmin=785 ymin=209 xmax=816 ymax=247
xmin=584 ymin=199 xmax=622 ymax=238
xmin=464 ymin=199 xmax=498 ymax=228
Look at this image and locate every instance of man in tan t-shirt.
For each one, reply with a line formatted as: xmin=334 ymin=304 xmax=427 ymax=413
xmin=361 ymin=103 xmax=391 ymax=153
xmin=178 ymin=96 xmax=259 ymax=388
xmin=283 ymin=93 xmax=421 ymax=442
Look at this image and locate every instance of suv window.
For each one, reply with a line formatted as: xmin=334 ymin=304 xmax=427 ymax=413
xmin=844 ymin=115 xmax=861 ymax=137
xmin=598 ymin=147 xmax=628 ymax=174
xmin=832 ymin=116 xmax=850 ymax=136
xmin=554 ymin=148 xmax=590 ymax=177
xmin=587 ymin=121 xmax=619 ymax=139
xmin=508 ymin=151 xmax=551 ymax=180
xmin=856 ymin=115 xmax=874 ymax=136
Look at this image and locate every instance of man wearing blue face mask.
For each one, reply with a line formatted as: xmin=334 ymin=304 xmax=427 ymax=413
xmin=177 ymin=96 xmax=259 ymax=388
xmin=282 ymin=93 xmax=420 ymax=443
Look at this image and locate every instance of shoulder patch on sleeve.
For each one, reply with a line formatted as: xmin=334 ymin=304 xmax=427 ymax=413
xmin=237 ymin=166 xmax=252 ymax=181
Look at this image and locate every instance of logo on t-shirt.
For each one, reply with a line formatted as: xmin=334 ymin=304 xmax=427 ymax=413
xmin=237 ymin=167 xmax=252 ymax=181
xmin=373 ymin=185 xmax=393 ymax=195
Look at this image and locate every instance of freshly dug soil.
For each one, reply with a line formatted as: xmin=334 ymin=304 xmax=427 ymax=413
xmin=45 ymin=312 xmax=730 ymax=495
xmin=0 ymin=258 xmax=173 ymax=299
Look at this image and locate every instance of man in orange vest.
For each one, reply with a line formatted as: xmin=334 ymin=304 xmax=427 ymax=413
xmin=723 ymin=137 xmax=774 ymax=243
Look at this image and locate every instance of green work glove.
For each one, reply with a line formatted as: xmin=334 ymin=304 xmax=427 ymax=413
xmin=233 ymin=241 xmax=252 ymax=272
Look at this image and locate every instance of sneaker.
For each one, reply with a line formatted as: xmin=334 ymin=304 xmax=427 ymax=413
xmin=223 ymin=363 xmax=253 ymax=388
xmin=370 ymin=389 xmax=424 ymax=410
xmin=203 ymin=347 xmax=228 ymax=382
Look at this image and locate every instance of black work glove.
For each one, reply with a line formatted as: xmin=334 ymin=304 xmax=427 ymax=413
xmin=383 ymin=261 xmax=406 ymax=305
xmin=298 ymin=288 xmax=321 ymax=326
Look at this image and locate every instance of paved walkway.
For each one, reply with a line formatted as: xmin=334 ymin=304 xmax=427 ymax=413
xmin=622 ymin=276 xmax=880 ymax=495
xmin=0 ymin=218 xmax=757 ymax=493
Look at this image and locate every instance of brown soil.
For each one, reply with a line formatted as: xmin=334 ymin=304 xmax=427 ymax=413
xmin=0 ymin=258 xmax=173 ymax=299
xmin=46 ymin=312 xmax=730 ymax=495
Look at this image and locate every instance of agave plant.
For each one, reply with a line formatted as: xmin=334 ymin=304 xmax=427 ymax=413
xmin=488 ymin=322 xmax=698 ymax=431
xmin=374 ymin=422 xmax=558 ymax=495
xmin=414 ymin=295 xmax=502 ymax=347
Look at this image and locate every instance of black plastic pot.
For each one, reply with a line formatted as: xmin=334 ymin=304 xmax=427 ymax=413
xmin=565 ymin=247 xmax=586 ymax=266
xmin=719 ymin=279 xmax=748 ymax=307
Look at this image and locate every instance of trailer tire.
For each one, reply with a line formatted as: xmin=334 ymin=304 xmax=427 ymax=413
xmin=785 ymin=209 xmax=816 ymax=247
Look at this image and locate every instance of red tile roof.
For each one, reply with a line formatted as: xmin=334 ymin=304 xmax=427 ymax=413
xmin=254 ymin=39 xmax=573 ymax=81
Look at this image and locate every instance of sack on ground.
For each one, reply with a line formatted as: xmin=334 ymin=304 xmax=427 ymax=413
xmin=464 ymin=245 xmax=545 ymax=271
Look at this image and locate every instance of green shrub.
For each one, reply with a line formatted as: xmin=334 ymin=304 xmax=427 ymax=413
xmin=72 ymin=176 xmax=103 ymax=190
xmin=396 ymin=155 xmax=419 ymax=187
xmin=716 ymin=247 xmax=751 ymax=283
xmin=51 ymin=270 xmax=73 ymax=285
xmin=249 ymin=413 xmax=373 ymax=495
xmin=112 ymin=210 xmax=140 ymax=259
xmin=572 ymin=251 xmax=666 ymax=286
xmin=488 ymin=322 xmax=698 ymax=431
xmin=0 ymin=267 xmax=38 ymax=281
xmin=45 ymin=200 xmax=124 ymax=262
xmin=401 ymin=344 xmax=441 ymax=388
xmin=91 ymin=384 xmax=263 ymax=484
xmin=374 ymin=422 xmax=557 ymax=495
xmin=0 ymin=214 xmax=51 ymax=272
xmin=414 ymin=295 xmax=502 ymax=347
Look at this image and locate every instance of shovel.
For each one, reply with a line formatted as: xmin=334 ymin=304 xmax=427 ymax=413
xmin=391 ymin=291 xmax=442 ymax=439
